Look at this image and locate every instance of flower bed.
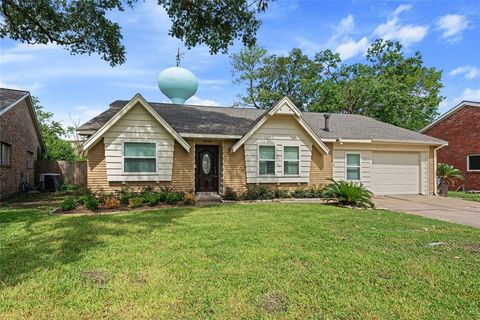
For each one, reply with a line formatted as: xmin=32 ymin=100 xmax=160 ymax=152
xmin=56 ymin=186 xmax=195 ymax=214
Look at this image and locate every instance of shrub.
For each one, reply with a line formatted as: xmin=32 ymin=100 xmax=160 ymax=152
xmin=274 ymin=188 xmax=290 ymax=199
xmin=157 ymin=191 xmax=168 ymax=203
xmin=165 ymin=192 xmax=184 ymax=205
xmin=142 ymin=192 xmax=161 ymax=207
xmin=242 ymin=186 xmax=275 ymax=200
xmin=223 ymin=187 xmax=238 ymax=200
xmin=308 ymin=185 xmax=324 ymax=198
xmin=183 ymin=193 xmax=196 ymax=205
xmin=61 ymin=183 xmax=78 ymax=194
xmin=291 ymin=186 xmax=311 ymax=198
xmin=103 ymin=195 xmax=120 ymax=209
xmin=323 ymin=181 xmax=374 ymax=208
xmin=78 ymin=194 xmax=92 ymax=206
xmin=128 ymin=197 xmax=144 ymax=208
xmin=61 ymin=197 xmax=77 ymax=211
xmin=84 ymin=197 xmax=100 ymax=211
xmin=117 ymin=188 xmax=135 ymax=205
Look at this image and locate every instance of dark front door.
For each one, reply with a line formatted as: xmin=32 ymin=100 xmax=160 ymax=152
xmin=195 ymin=145 xmax=219 ymax=192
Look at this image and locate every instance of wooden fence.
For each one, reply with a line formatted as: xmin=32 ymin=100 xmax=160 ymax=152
xmin=35 ymin=160 xmax=87 ymax=186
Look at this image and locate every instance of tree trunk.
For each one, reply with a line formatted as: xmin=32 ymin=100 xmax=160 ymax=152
xmin=438 ymin=180 xmax=449 ymax=197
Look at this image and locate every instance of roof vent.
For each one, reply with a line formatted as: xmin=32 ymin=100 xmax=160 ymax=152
xmin=323 ymin=114 xmax=331 ymax=132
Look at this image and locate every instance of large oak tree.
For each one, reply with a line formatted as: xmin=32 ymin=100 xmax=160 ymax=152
xmin=231 ymin=39 xmax=444 ymax=131
xmin=0 ymin=0 xmax=270 ymax=66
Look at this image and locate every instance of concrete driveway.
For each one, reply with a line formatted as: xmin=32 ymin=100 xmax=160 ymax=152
xmin=373 ymin=195 xmax=480 ymax=228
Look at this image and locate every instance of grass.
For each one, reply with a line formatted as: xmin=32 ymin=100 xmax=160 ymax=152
xmin=0 ymin=199 xmax=479 ymax=319
xmin=449 ymin=191 xmax=480 ymax=202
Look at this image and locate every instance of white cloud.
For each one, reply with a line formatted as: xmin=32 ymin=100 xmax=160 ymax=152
xmin=335 ymin=37 xmax=369 ymax=60
xmin=75 ymin=105 xmax=103 ymax=118
xmin=338 ymin=15 xmax=354 ymax=33
xmin=187 ymin=96 xmax=220 ymax=106
xmin=0 ymin=80 xmax=41 ymax=91
xmin=0 ymin=53 xmax=35 ymax=64
xmin=448 ymin=66 xmax=480 ymax=79
xmin=393 ymin=4 xmax=412 ymax=16
xmin=457 ymin=88 xmax=480 ymax=102
xmin=436 ymin=14 xmax=469 ymax=41
xmin=373 ymin=5 xmax=428 ymax=46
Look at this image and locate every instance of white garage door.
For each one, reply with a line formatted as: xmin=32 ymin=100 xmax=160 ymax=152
xmin=370 ymin=152 xmax=420 ymax=195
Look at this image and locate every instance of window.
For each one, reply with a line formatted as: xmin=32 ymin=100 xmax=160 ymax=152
xmin=0 ymin=142 xmax=11 ymax=166
xmin=346 ymin=153 xmax=361 ymax=180
xmin=27 ymin=151 xmax=34 ymax=169
xmin=467 ymin=155 xmax=480 ymax=171
xmin=123 ymin=142 xmax=156 ymax=173
xmin=259 ymin=146 xmax=275 ymax=175
xmin=284 ymin=146 xmax=299 ymax=175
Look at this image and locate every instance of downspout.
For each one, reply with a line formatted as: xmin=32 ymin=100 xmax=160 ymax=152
xmin=433 ymin=144 xmax=448 ymax=196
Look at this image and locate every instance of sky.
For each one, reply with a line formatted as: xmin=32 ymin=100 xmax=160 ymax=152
xmin=1 ymin=0 xmax=479 ymax=128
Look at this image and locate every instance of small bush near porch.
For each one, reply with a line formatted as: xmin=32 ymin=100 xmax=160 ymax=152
xmin=0 ymin=202 xmax=479 ymax=319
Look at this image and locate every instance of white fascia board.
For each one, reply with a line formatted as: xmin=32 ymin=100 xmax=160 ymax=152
xmin=0 ymin=93 xmax=29 ymax=116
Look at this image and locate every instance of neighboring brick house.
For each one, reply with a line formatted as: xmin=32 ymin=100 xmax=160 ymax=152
xmin=0 ymin=88 xmax=45 ymax=199
xmin=421 ymin=101 xmax=480 ymax=190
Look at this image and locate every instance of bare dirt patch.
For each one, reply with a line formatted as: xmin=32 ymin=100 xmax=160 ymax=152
xmin=257 ymin=292 xmax=288 ymax=314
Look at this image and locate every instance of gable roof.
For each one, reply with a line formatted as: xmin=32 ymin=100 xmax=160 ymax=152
xmin=420 ymin=100 xmax=480 ymax=133
xmin=78 ymin=97 xmax=446 ymax=146
xmin=230 ymin=97 xmax=330 ymax=154
xmin=0 ymin=88 xmax=30 ymax=115
xmin=83 ymin=94 xmax=191 ymax=152
xmin=0 ymin=88 xmax=46 ymax=152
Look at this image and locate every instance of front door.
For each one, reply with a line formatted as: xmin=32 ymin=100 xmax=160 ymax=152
xmin=195 ymin=145 xmax=219 ymax=192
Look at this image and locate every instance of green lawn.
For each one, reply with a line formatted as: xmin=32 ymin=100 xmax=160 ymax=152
xmin=1 ymin=202 xmax=479 ymax=319
xmin=449 ymin=191 xmax=480 ymax=202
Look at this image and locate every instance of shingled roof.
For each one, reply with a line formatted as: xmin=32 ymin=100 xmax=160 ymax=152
xmin=0 ymin=88 xmax=29 ymax=113
xmin=78 ymin=99 xmax=445 ymax=144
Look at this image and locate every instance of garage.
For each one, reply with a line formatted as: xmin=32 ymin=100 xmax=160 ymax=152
xmin=370 ymin=152 xmax=420 ymax=195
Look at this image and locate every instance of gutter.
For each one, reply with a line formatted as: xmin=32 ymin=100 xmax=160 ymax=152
xmin=433 ymin=143 xmax=448 ymax=196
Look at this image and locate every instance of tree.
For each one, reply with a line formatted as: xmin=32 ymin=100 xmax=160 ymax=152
xmin=437 ymin=163 xmax=463 ymax=196
xmin=231 ymin=39 xmax=444 ymax=130
xmin=0 ymin=0 xmax=270 ymax=66
xmin=32 ymin=97 xmax=79 ymax=160
xmin=231 ymin=45 xmax=267 ymax=108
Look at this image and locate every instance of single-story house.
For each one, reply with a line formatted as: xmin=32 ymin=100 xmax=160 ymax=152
xmin=421 ymin=100 xmax=480 ymax=190
xmin=0 ymin=88 xmax=45 ymax=199
xmin=77 ymin=94 xmax=446 ymax=196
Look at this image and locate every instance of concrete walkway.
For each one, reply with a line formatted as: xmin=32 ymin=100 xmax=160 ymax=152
xmin=373 ymin=195 xmax=480 ymax=228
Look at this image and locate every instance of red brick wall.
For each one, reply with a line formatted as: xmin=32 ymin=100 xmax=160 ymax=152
xmin=423 ymin=105 xmax=480 ymax=190
xmin=0 ymin=99 xmax=42 ymax=199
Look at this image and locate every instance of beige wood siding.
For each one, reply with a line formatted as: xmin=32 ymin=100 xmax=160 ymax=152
xmin=309 ymin=142 xmax=333 ymax=185
xmin=244 ymin=115 xmax=315 ymax=184
xmin=103 ymin=102 xmax=175 ymax=182
xmin=171 ymin=139 xmax=195 ymax=192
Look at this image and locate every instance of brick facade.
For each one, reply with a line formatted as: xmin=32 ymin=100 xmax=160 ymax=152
xmin=0 ymin=99 xmax=42 ymax=199
xmin=423 ymin=105 xmax=480 ymax=190
xmin=87 ymin=138 xmax=333 ymax=195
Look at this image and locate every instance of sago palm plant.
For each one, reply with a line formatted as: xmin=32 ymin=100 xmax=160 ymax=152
xmin=437 ymin=163 xmax=463 ymax=196
xmin=323 ymin=180 xmax=374 ymax=208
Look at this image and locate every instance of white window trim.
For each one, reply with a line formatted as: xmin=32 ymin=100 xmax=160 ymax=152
xmin=0 ymin=142 xmax=12 ymax=166
xmin=283 ymin=145 xmax=300 ymax=176
xmin=258 ymin=144 xmax=276 ymax=176
xmin=122 ymin=141 xmax=158 ymax=174
xmin=467 ymin=154 xmax=480 ymax=172
xmin=345 ymin=152 xmax=361 ymax=181
xmin=27 ymin=151 xmax=34 ymax=169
